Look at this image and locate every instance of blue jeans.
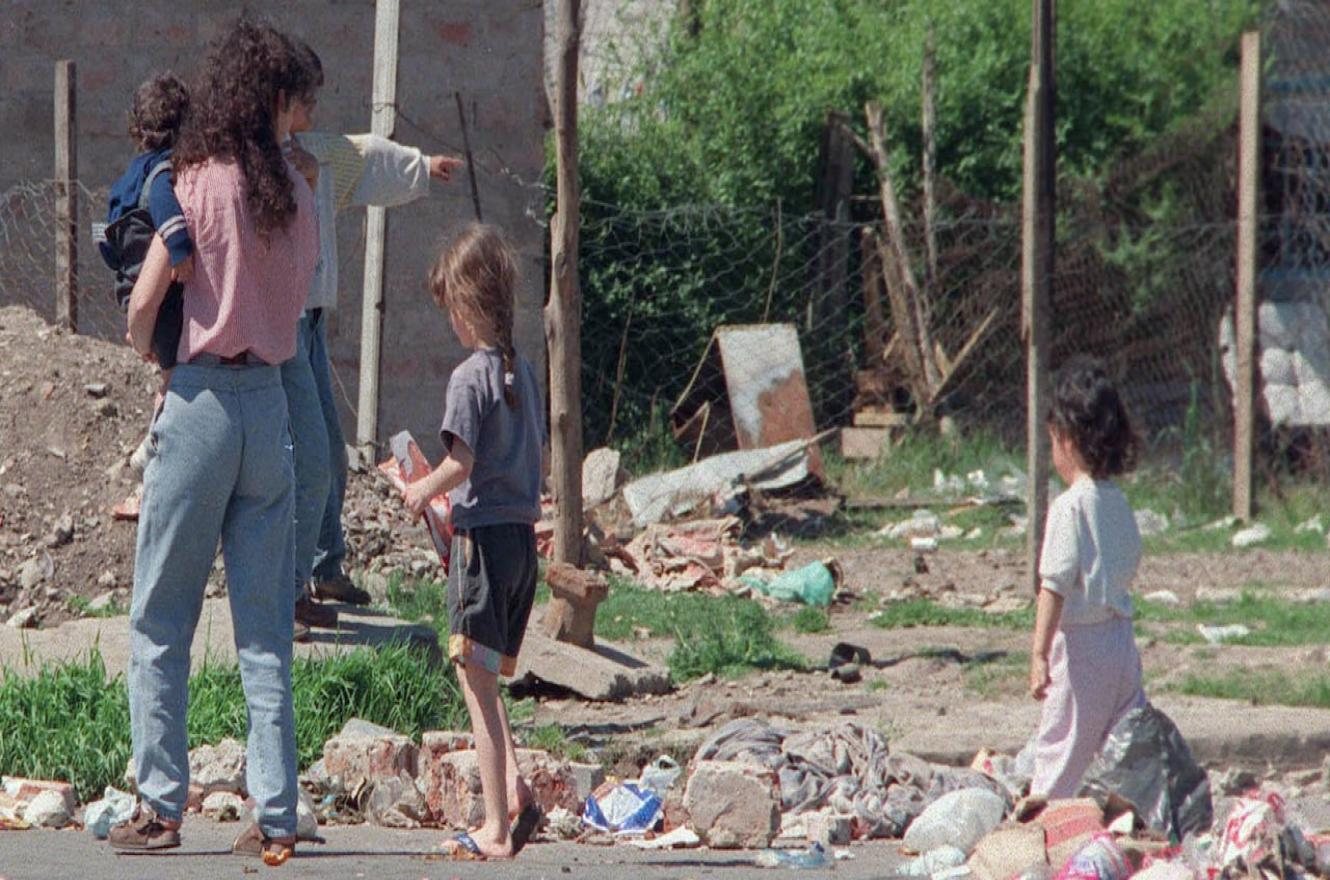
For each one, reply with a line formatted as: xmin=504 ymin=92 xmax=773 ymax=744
xmin=308 ymin=310 xmax=349 ymax=582
xmin=281 ymin=315 xmax=331 ymax=596
xmin=128 ymin=363 xmax=298 ymax=838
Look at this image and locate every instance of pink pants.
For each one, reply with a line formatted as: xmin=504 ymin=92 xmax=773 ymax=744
xmin=1032 ymin=616 xmax=1145 ymax=799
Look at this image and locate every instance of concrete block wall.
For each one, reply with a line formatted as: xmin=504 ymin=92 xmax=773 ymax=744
xmin=0 ymin=0 xmax=547 ymax=460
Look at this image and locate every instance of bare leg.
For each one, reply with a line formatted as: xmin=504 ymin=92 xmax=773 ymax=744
xmin=451 ymin=661 xmax=514 ymax=858
xmin=496 ymin=697 xmax=532 ymax=815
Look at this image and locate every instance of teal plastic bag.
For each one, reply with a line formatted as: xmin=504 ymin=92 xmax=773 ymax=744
xmin=742 ymin=560 xmax=837 ymax=607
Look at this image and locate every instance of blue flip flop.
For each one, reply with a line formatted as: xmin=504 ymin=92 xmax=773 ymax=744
xmin=442 ymin=831 xmax=487 ymax=861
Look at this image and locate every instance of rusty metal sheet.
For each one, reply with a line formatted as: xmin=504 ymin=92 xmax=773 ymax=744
xmin=714 ymin=324 xmax=817 ymax=451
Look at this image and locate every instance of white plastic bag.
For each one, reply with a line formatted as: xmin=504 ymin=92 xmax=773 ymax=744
xmin=903 ymin=788 xmax=1006 ymax=856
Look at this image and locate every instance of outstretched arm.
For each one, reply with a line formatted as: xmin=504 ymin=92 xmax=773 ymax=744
xmin=127 ymin=235 xmax=172 ymax=360
xmin=347 ymin=134 xmax=462 ymax=211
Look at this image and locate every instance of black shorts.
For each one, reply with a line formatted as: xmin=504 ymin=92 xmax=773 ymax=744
xmin=446 ymin=523 xmax=538 ymax=676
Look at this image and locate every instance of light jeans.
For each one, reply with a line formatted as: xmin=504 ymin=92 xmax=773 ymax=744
xmin=281 ymin=314 xmax=331 ymax=597
xmin=128 ymin=362 xmax=298 ymax=838
xmin=308 ymin=309 xmax=349 ymax=582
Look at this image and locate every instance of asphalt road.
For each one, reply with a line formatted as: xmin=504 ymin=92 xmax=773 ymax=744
xmin=0 ymin=819 xmax=908 ymax=880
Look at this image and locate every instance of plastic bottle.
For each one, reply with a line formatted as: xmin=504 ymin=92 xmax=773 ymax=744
xmin=754 ymin=842 xmax=832 ymax=869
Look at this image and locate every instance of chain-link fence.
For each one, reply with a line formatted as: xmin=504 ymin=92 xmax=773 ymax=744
xmin=0 ymin=180 xmax=120 ymax=345
xmin=5 ymin=3 xmax=1330 ymax=508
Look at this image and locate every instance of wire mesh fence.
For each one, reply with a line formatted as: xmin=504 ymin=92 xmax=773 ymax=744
xmin=0 ymin=180 xmax=120 ymax=345
xmin=4 ymin=3 xmax=1330 ymax=512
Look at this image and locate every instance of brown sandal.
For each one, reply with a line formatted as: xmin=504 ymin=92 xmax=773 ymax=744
xmin=232 ymin=821 xmax=296 ymax=866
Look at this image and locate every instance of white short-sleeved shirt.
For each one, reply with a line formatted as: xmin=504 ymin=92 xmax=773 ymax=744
xmin=1038 ymin=476 xmax=1140 ymax=625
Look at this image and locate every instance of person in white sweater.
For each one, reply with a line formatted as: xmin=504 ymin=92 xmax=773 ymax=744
xmin=285 ymin=42 xmax=464 ymax=637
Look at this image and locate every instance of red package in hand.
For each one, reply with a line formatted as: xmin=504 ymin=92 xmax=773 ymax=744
xmin=378 ymin=430 xmax=453 ymax=574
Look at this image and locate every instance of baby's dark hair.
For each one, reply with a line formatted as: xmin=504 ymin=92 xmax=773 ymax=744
xmin=128 ymin=73 xmax=190 ymax=151
xmin=1048 ymin=355 xmax=1139 ymax=479
xmin=292 ymin=38 xmax=323 ymax=103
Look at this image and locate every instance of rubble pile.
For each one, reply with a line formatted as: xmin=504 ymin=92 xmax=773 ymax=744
xmin=0 ymin=307 xmax=157 ymax=627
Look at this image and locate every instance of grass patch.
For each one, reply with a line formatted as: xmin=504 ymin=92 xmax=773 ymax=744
xmin=66 ymin=595 xmax=125 ymax=619
xmin=668 ymin=599 xmax=806 ymax=682
xmin=0 ymin=644 xmax=462 ymax=802
xmin=870 ymin=599 xmax=1033 ymax=630
xmin=1174 ymin=667 xmax=1330 ymax=708
xmin=521 ymin=723 xmax=589 ymax=763
xmin=1135 ymin=590 xmax=1330 ymax=647
xmin=385 ymin=571 xmax=449 ymax=630
xmin=964 ymin=651 xmax=1028 ymax=699
xmin=788 ymin=606 xmax=831 ymax=634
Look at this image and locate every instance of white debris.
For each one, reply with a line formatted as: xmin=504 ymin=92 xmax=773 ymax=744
xmin=1134 ymin=509 xmax=1170 ymax=537
xmin=1295 ymin=515 xmax=1325 ymax=535
xmin=1143 ymin=590 xmax=1182 ymax=607
xmin=1198 ymin=624 xmax=1251 ymax=645
xmin=1205 ymin=515 xmax=1240 ymax=531
xmin=938 ymin=525 xmax=965 ymax=541
xmin=24 ymin=790 xmax=72 ymax=828
xmin=1231 ymin=523 xmax=1272 ymax=548
xmin=879 ymin=510 xmax=941 ymax=540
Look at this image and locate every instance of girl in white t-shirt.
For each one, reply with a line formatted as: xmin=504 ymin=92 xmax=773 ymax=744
xmin=1029 ymin=356 xmax=1146 ymax=798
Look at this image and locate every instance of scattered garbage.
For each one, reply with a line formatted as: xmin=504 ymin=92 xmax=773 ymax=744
xmin=1142 ymin=590 xmax=1181 ymax=607
xmin=627 ymin=826 xmax=702 ymax=850
xmin=1134 ymin=510 xmax=1170 ymax=538
xmin=1204 ymin=516 xmax=1240 ymax=531
xmin=881 ymin=510 xmax=942 ymax=541
xmin=202 ymin=791 xmax=244 ymax=821
xmin=582 ymin=782 xmax=663 ymax=835
xmin=1197 ymin=624 xmax=1250 ymax=645
xmin=1294 ymin=515 xmax=1324 ymax=535
xmin=84 ymin=786 xmax=136 ymax=839
xmin=741 ymin=559 xmax=839 ymax=607
xmin=754 ymin=842 xmax=832 ymax=869
xmin=1231 ymin=523 xmax=1271 ymax=549
xmin=912 ymin=536 xmax=940 ymax=553
xmin=637 ymin=756 xmax=684 ymax=799
xmin=1053 ymin=833 xmax=1131 ymax=880
xmin=903 ymin=844 xmax=969 ymax=876
xmin=622 ymin=439 xmax=816 ymax=527
xmin=904 ymin=787 xmax=1007 ymax=856
xmin=1077 ymin=703 xmax=1212 ymax=842
xmin=608 ymin=516 xmax=791 ymax=594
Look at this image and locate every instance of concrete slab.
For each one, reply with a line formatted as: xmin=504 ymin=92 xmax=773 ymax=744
xmin=511 ymin=629 xmax=672 ymax=701
xmin=0 ymin=599 xmax=438 ymax=676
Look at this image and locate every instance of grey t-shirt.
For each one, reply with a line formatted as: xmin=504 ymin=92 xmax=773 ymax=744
xmin=439 ymin=348 xmax=545 ymax=530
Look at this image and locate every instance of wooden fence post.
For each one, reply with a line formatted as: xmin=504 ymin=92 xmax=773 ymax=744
xmin=545 ymin=0 xmax=585 ymax=565
xmin=1022 ymin=0 xmax=1055 ymax=593
xmin=1234 ymin=30 xmax=1261 ymax=522
xmin=356 ymin=0 xmax=401 ymax=451
xmin=54 ymin=60 xmax=77 ymax=333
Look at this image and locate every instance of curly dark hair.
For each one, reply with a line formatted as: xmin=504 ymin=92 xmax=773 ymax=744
xmin=172 ymin=18 xmax=309 ymax=236
xmin=1049 ymin=355 xmax=1140 ymax=479
xmin=128 ymin=73 xmax=190 ymax=151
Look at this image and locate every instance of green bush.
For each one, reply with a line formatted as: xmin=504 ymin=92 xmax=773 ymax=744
xmin=567 ymin=0 xmax=1257 ymax=454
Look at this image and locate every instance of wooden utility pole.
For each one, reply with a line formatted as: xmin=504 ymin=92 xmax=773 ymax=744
xmin=545 ymin=0 xmax=585 ymax=565
xmin=54 ymin=60 xmax=77 ymax=333
xmin=1234 ymin=30 xmax=1261 ymax=521
xmin=1022 ymin=0 xmax=1055 ymax=592
xmin=357 ymin=0 xmax=400 ymax=450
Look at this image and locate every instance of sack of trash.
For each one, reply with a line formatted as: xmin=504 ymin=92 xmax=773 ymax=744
xmin=582 ymin=782 xmax=663 ymax=835
xmin=1077 ymin=703 xmax=1211 ymax=842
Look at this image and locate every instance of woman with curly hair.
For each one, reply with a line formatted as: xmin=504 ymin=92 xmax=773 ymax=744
xmin=109 ymin=18 xmax=319 ymax=867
